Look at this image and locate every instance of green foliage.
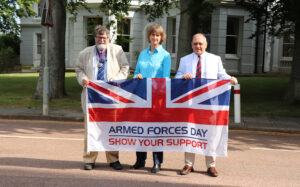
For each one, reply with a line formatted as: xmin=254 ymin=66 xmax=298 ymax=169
xmin=0 ymin=47 xmax=14 ymax=73
xmin=99 ymin=1 xmax=134 ymax=49
xmin=0 ymin=33 xmax=21 ymax=54
xmin=0 ymin=0 xmax=38 ymax=34
xmin=235 ymin=0 xmax=297 ymax=37
xmin=66 ymin=0 xmax=91 ymax=20
xmin=0 ymin=34 xmax=21 ymax=72
xmin=138 ymin=0 xmax=179 ymax=22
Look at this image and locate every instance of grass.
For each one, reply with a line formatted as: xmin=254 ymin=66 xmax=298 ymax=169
xmin=0 ymin=72 xmax=82 ymax=110
xmin=0 ymin=72 xmax=299 ymax=117
xmin=233 ymin=76 xmax=300 ymax=117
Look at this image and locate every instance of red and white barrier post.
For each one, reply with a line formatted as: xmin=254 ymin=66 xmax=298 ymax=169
xmin=234 ymin=84 xmax=241 ymax=123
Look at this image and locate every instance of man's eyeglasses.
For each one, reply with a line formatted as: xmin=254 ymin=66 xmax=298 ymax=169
xmin=95 ymin=36 xmax=108 ymax=40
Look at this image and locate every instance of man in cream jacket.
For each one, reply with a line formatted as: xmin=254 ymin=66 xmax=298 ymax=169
xmin=76 ymin=25 xmax=129 ymax=171
xmin=175 ymin=33 xmax=237 ymax=177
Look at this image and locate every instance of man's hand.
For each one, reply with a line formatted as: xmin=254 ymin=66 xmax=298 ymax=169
xmin=82 ymin=78 xmax=89 ymax=88
xmin=230 ymin=76 xmax=238 ymax=85
xmin=135 ymin=74 xmax=143 ymax=79
xmin=182 ymin=73 xmax=193 ymax=80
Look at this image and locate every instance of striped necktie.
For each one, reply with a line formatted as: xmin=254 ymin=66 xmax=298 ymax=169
xmin=96 ymin=48 xmax=106 ymax=80
xmin=196 ymin=56 xmax=201 ymax=78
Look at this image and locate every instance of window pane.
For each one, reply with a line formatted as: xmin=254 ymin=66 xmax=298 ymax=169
xmin=227 ymin=17 xmax=239 ymax=35
xmin=87 ymin=18 xmax=103 ymax=46
xmin=37 ymin=34 xmax=42 ymax=54
xmin=167 ymin=17 xmax=176 ymax=53
xmin=282 ymin=33 xmax=294 ymax=57
xmin=283 ymin=44 xmax=294 ymax=57
xmin=226 ymin=17 xmax=239 ymax=54
xmin=116 ymin=35 xmax=130 ymax=52
xmin=117 ymin=19 xmax=131 ymax=52
xmin=226 ymin=36 xmax=237 ymax=54
xmin=118 ymin=19 xmax=130 ymax=35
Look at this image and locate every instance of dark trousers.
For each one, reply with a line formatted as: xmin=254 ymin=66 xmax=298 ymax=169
xmin=136 ymin=152 xmax=163 ymax=165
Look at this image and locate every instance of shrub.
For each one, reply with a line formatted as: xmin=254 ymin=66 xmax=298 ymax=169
xmin=0 ymin=47 xmax=15 ymax=73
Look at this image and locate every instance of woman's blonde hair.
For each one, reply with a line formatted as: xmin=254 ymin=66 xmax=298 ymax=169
xmin=146 ymin=24 xmax=166 ymax=44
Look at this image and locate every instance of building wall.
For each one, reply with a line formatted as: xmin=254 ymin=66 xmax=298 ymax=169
xmin=20 ymin=26 xmax=41 ymax=67
xmin=211 ymin=6 xmax=256 ymax=73
xmin=20 ymin=1 xmax=291 ymax=74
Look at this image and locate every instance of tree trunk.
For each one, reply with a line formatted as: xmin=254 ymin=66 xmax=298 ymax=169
xmin=176 ymin=0 xmax=199 ymax=70
xmin=33 ymin=0 xmax=66 ymax=99
xmin=284 ymin=11 xmax=300 ymax=103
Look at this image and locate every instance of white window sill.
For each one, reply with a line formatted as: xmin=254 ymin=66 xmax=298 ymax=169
xmin=280 ymin=57 xmax=293 ymax=61
xmin=225 ymin=54 xmax=240 ymax=60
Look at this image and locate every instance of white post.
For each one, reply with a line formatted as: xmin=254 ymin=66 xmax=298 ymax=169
xmin=43 ymin=0 xmax=49 ymax=116
xmin=234 ymin=84 xmax=241 ymax=123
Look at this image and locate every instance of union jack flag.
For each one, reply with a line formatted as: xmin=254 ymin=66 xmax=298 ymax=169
xmin=87 ymin=78 xmax=231 ymax=125
xmin=86 ymin=78 xmax=231 ymax=156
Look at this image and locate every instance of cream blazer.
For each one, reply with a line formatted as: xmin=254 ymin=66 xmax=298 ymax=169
xmin=75 ymin=43 xmax=129 ymax=112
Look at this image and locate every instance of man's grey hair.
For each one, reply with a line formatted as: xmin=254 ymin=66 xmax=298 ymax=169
xmin=191 ymin=33 xmax=207 ymax=44
xmin=94 ymin=25 xmax=110 ymax=37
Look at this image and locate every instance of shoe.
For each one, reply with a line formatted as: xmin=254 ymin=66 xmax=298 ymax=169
xmin=207 ymin=167 xmax=218 ymax=177
xmin=109 ymin=161 xmax=123 ymax=170
xmin=180 ymin=165 xmax=194 ymax=175
xmin=84 ymin=163 xmax=95 ymax=170
xmin=151 ymin=164 xmax=161 ymax=173
xmin=132 ymin=160 xmax=145 ymax=169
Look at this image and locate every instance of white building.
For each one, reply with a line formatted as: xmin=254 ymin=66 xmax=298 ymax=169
xmin=19 ymin=0 xmax=294 ymax=73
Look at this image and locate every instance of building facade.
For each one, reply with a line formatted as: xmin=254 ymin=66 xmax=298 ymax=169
xmin=19 ymin=0 xmax=294 ymax=73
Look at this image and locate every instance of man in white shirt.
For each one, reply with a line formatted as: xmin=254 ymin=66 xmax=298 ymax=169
xmin=175 ymin=33 xmax=237 ymax=177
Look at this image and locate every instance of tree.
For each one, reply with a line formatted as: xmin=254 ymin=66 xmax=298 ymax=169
xmin=33 ymin=0 xmax=89 ymax=99
xmin=0 ymin=0 xmax=37 ymax=34
xmin=235 ymin=0 xmax=300 ymax=103
xmin=176 ymin=0 xmax=218 ymax=69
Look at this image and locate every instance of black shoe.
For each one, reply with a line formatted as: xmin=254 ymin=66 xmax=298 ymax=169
xmin=84 ymin=163 xmax=95 ymax=170
xmin=151 ymin=164 xmax=161 ymax=173
xmin=109 ymin=161 xmax=123 ymax=170
xmin=132 ymin=160 xmax=145 ymax=169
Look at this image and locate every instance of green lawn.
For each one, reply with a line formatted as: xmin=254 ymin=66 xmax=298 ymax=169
xmin=0 ymin=72 xmax=82 ymax=110
xmin=0 ymin=72 xmax=299 ymax=117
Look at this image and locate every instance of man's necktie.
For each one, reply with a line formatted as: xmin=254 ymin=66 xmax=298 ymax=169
xmin=97 ymin=49 xmax=106 ymax=80
xmin=196 ymin=56 xmax=201 ymax=78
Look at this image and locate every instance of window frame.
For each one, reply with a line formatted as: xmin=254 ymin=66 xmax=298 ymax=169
xmin=225 ymin=16 xmax=241 ymax=56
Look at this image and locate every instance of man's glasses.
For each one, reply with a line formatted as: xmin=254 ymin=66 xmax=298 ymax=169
xmin=95 ymin=36 xmax=108 ymax=40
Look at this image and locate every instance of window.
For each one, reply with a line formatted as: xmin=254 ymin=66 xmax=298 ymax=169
xmin=197 ymin=16 xmax=211 ymax=52
xmin=167 ymin=17 xmax=176 ymax=53
xmin=226 ymin=17 xmax=240 ymax=54
xmin=86 ymin=17 xmax=103 ymax=46
xmin=37 ymin=3 xmax=41 ymax=17
xmin=116 ymin=18 xmax=131 ymax=52
xmin=37 ymin=33 xmax=42 ymax=54
xmin=282 ymin=33 xmax=294 ymax=57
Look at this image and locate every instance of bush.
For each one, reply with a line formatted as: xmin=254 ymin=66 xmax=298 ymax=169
xmin=0 ymin=34 xmax=20 ymax=73
xmin=0 ymin=47 xmax=15 ymax=73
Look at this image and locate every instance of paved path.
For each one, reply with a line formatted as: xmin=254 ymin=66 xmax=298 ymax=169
xmin=1 ymin=119 xmax=299 ymax=187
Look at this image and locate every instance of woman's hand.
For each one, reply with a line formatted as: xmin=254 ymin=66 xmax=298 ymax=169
xmin=135 ymin=74 xmax=143 ymax=79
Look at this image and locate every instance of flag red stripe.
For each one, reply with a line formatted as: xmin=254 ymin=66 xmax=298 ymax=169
xmin=174 ymin=80 xmax=229 ymax=103
xmin=89 ymin=108 xmax=229 ymax=125
xmin=88 ymin=81 xmax=134 ymax=103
